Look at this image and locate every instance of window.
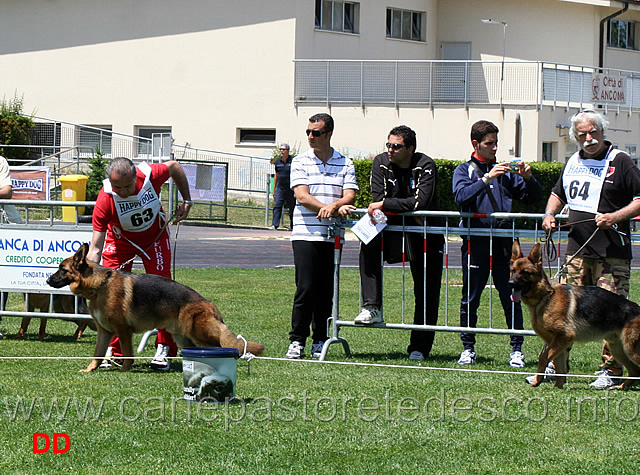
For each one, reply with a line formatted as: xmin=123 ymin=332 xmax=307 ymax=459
xmin=609 ymin=19 xmax=636 ymax=50
xmin=77 ymin=125 xmax=112 ymax=155
xmin=136 ymin=126 xmax=172 ymax=157
xmin=542 ymin=142 xmax=556 ymax=162
xmin=237 ymin=128 xmax=276 ymax=145
xmin=315 ymin=0 xmax=359 ymax=34
xmin=386 ymin=8 xmax=425 ymax=42
xmin=626 ymin=144 xmax=637 ymax=157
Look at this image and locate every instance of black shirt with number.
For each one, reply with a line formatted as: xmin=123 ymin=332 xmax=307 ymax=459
xmin=551 ymin=141 xmax=640 ymax=259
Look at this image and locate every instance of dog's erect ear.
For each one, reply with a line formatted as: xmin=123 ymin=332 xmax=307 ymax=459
xmin=73 ymin=243 xmax=90 ymax=270
xmin=511 ymin=240 xmax=523 ymax=262
xmin=528 ymin=242 xmax=543 ymax=266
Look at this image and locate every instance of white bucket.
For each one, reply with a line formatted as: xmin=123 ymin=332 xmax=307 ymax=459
xmin=181 ymin=347 xmax=240 ymax=403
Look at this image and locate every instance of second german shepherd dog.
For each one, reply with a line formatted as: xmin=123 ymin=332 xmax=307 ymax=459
xmin=47 ymin=243 xmax=264 ymax=372
xmin=509 ymin=241 xmax=640 ymax=389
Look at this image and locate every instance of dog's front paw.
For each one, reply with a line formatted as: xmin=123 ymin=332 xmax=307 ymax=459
xmin=530 ymin=378 xmax=542 ymax=387
xmin=79 ymin=361 xmax=100 ymax=373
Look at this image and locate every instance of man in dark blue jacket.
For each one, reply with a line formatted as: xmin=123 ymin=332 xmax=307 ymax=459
xmin=452 ymin=120 xmax=542 ymax=367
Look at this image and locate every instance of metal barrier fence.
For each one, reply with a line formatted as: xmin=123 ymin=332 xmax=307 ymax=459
xmin=318 ymin=209 xmax=638 ymax=361
xmin=0 ymin=200 xmax=95 ymax=324
xmin=4 ymin=205 xmax=638 ymax=357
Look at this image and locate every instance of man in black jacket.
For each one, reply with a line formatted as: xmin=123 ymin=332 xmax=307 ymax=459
xmin=346 ymin=125 xmax=444 ymax=361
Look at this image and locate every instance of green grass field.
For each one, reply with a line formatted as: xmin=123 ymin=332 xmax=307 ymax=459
xmin=2 ymin=267 xmax=640 ymax=473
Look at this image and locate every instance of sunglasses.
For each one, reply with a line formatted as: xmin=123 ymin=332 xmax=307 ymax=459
xmin=280 ymin=148 xmax=289 ymax=151
xmin=386 ymin=142 xmax=407 ymax=151
xmin=306 ymin=129 xmax=328 ymax=137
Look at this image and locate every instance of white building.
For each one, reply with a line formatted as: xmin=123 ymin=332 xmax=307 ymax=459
xmin=0 ymin=0 xmax=639 ymax=164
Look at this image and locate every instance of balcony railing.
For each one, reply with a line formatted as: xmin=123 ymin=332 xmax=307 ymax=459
xmin=294 ymin=59 xmax=640 ymax=113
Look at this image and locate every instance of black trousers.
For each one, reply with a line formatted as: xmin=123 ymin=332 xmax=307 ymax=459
xmin=459 ymin=236 xmax=524 ymax=351
xmin=359 ymin=232 xmax=444 ymax=356
xmin=272 ymin=186 xmax=295 ymax=228
xmin=290 ymin=240 xmax=335 ymax=345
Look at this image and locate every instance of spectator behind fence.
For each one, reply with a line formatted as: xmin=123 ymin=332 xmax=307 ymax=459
xmin=534 ymin=109 xmax=640 ymax=389
xmin=344 ymin=125 xmax=444 ymax=361
xmin=271 ymin=143 xmax=296 ymax=230
xmin=285 ymin=113 xmax=358 ymax=359
xmin=452 ymin=120 xmax=542 ymax=367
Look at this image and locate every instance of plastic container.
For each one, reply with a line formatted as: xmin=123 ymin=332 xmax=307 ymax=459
xmin=372 ymin=209 xmax=387 ymax=224
xmin=59 ymin=175 xmax=88 ymax=222
xmin=181 ymin=347 xmax=240 ymax=403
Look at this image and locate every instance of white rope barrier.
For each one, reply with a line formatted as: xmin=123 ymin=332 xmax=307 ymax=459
xmin=2 ymin=354 xmax=640 ymax=382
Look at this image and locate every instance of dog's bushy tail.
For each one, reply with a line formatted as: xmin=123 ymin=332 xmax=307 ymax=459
xmin=219 ymin=328 xmax=265 ymax=356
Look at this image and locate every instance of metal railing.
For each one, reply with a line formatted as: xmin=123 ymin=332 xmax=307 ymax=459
xmin=294 ymin=59 xmax=640 ymax=112
xmin=318 ymin=209 xmax=637 ymax=361
xmin=19 ymin=117 xmax=272 ymax=197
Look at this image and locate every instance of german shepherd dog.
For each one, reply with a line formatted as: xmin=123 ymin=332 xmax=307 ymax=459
xmin=17 ymin=293 xmax=95 ymax=341
xmin=47 ymin=243 xmax=264 ymax=372
xmin=509 ymin=241 xmax=640 ymax=389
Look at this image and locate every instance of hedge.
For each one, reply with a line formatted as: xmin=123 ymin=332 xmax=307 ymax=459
xmin=352 ymin=158 xmax=563 ymax=227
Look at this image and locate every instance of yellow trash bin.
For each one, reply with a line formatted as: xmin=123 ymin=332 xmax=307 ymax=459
xmin=59 ymin=175 xmax=89 ymax=222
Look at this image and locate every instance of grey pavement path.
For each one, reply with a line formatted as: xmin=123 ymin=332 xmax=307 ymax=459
xmin=159 ymin=224 xmax=640 ymax=270
xmin=167 ymin=224 xmax=361 ymax=269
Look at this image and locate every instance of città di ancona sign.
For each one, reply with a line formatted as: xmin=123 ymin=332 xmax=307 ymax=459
xmin=591 ymin=73 xmax=628 ymax=104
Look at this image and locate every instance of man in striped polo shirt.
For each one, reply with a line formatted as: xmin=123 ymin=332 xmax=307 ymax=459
xmin=285 ymin=113 xmax=358 ymax=359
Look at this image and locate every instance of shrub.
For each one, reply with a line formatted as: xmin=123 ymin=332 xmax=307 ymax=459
xmin=0 ymin=93 xmax=34 ymax=163
xmin=353 ymin=156 xmax=563 ymax=220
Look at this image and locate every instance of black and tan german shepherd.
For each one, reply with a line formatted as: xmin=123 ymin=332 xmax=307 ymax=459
xmin=509 ymin=241 xmax=640 ymax=389
xmin=47 ymin=243 xmax=264 ymax=372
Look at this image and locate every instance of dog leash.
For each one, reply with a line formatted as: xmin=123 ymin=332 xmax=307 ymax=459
xmin=116 ymin=209 xmax=179 ymax=271
xmin=545 ymin=216 xmax=627 ymax=281
xmin=550 ymin=227 xmax=599 ymax=281
xmin=236 ymin=335 xmax=256 ymax=375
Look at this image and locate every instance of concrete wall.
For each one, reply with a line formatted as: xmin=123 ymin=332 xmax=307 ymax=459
xmin=0 ymin=0 xmax=638 ymax=164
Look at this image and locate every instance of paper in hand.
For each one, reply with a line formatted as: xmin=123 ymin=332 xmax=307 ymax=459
xmin=351 ymin=213 xmax=387 ymax=244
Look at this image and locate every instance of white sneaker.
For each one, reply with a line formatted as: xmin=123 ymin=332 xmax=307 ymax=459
xmin=354 ymin=306 xmax=383 ymax=324
xmin=99 ymin=346 xmax=117 ymax=369
xmin=286 ymin=341 xmax=304 ymax=359
xmin=589 ymin=369 xmax=620 ymax=389
xmin=457 ymin=349 xmax=476 ymax=365
xmin=509 ymin=351 xmax=525 ymax=368
xmin=311 ymin=342 xmax=324 ymax=359
xmin=149 ymin=343 xmax=171 ymax=371
xmin=409 ymin=351 xmax=424 ymax=361
xmin=525 ymin=363 xmax=556 ymax=384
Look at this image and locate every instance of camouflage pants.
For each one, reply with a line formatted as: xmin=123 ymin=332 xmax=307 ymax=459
xmin=560 ymin=255 xmax=631 ymax=377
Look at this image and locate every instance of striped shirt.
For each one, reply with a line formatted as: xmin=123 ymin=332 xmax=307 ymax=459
xmin=290 ymin=148 xmax=358 ymax=242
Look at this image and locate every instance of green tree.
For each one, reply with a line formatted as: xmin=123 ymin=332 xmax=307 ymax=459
xmin=85 ymin=147 xmax=108 ymax=201
xmin=0 ymin=93 xmax=34 ymax=163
